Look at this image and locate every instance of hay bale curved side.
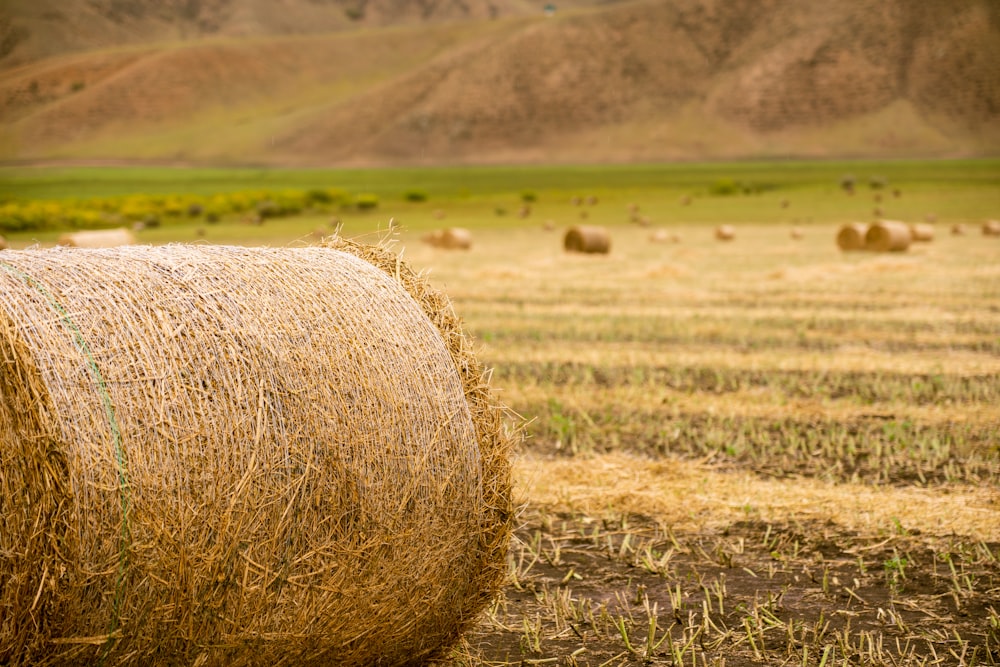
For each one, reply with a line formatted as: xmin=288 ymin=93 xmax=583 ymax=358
xmin=836 ymin=223 xmax=869 ymax=251
xmin=563 ymin=225 xmax=611 ymax=254
xmin=866 ymin=220 xmax=912 ymax=252
xmin=0 ymin=243 xmax=514 ymax=666
xmin=909 ymin=223 xmax=935 ymax=242
xmin=57 ymin=227 xmax=137 ymax=248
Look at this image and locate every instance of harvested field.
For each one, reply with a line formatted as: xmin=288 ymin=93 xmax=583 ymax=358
xmin=398 ymin=222 xmax=1000 ymax=667
xmin=0 ymin=242 xmax=512 ymax=666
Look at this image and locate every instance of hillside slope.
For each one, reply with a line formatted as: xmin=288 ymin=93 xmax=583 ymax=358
xmin=1 ymin=0 xmax=997 ymax=165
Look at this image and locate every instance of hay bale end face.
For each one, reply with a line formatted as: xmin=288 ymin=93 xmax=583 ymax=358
xmin=715 ymin=225 xmax=735 ymax=241
xmin=836 ymin=223 xmax=869 ymax=251
xmin=0 ymin=242 xmax=513 ymax=666
xmin=563 ymin=225 xmax=611 ymax=254
xmin=866 ymin=220 xmax=912 ymax=252
xmin=57 ymin=227 xmax=137 ymax=248
xmin=909 ymin=222 xmax=935 ymax=242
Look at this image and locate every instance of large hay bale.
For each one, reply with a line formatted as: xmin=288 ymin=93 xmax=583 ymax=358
xmin=909 ymin=222 xmax=935 ymax=242
xmin=0 ymin=242 xmax=513 ymax=666
xmin=983 ymin=220 xmax=1000 ymax=237
xmin=563 ymin=225 xmax=611 ymax=254
xmin=56 ymin=227 xmax=137 ymax=248
xmin=715 ymin=225 xmax=735 ymax=241
xmin=836 ymin=223 xmax=869 ymax=251
xmin=866 ymin=220 xmax=912 ymax=252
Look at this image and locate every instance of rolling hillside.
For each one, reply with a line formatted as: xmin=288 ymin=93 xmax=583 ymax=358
xmin=1 ymin=0 xmax=998 ymax=165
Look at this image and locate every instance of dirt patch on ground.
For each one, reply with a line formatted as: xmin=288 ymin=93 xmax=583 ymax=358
xmin=447 ymin=507 xmax=1000 ymax=665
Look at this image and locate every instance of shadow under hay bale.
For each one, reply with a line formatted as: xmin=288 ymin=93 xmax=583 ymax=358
xmin=866 ymin=220 xmax=912 ymax=252
xmin=57 ymin=227 xmax=137 ymax=248
xmin=564 ymin=225 xmax=611 ymax=254
xmin=836 ymin=223 xmax=869 ymax=251
xmin=909 ymin=222 xmax=935 ymax=242
xmin=715 ymin=225 xmax=735 ymax=241
xmin=0 ymin=242 xmax=513 ymax=666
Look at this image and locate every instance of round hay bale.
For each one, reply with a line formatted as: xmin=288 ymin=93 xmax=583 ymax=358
xmin=421 ymin=229 xmax=445 ymax=247
xmin=0 ymin=242 xmax=513 ymax=666
xmin=542 ymin=220 xmax=555 ymax=231
xmin=649 ymin=229 xmax=669 ymax=243
xmin=0 ymin=235 xmax=7 ymax=250
xmin=983 ymin=220 xmax=1000 ymax=237
xmin=951 ymin=223 xmax=966 ymax=236
xmin=909 ymin=222 xmax=934 ymax=242
xmin=57 ymin=227 xmax=137 ymax=248
xmin=439 ymin=227 xmax=473 ymax=250
xmin=790 ymin=226 xmax=804 ymax=240
xmin=866 ymin=220 xmax=912 ymax=252
xmin=564 ymin=225 xmax=611 ymax=254
xmin=715 ymin=225 xmax=735 ymax=241
xmin=836 ymin=223 xmax=869 ymax=251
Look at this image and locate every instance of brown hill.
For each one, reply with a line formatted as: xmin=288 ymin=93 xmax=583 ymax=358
xmin=1 ymin=0 xmax=998 ymax=166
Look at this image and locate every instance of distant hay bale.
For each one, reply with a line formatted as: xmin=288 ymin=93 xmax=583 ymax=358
xmin=424 ymin=227 xmax=472 ymax=250
xmin=0 ymin=242 xmax=513 ymax=666
xmin=909 ymin=222 xmax=934 ymax=242
xmin=780 ymin=198 xmax=790 ymax=209
xmin=866 ymin=220 xmax=912 ymax=252
xmin=433 ymin=209 xmax=446 ymax=220
xmin=585 ymin=195 xmax=598 ymax=206
xmin=680 ymin=195 xmax=692 ymax=206
xmin=983 ymin=220 xmax=1000 ymax=237
xmin=564 ymin=225 xmax=611 ymax=254
xmin=836 ymin=223 xmax=869 ymax=251
xmin=0 ymin=235 xmax=7 ymax=250
xmin=57 ymin=227 xmax=137 ymax=248
xmin=790 ymin=226 xmax=804 ymax=240
xmin=649 ymin=229 xmax=669 ymax=243
xmin=951 ymin=223 xmax=966 ymax=236
xmin=570 ymin=196 xmax=582 ymax=206
xmin=638 ymin=216 xmax=651 ymax=227
xmin=715 ymin=225 xmax=735 ymax=241
xmin=542 ymin=220 xmax=555 ymax=231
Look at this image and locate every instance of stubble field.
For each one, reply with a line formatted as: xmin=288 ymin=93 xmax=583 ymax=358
xmin=2 ymin=161 xmax=998 ymax=665
xmin=408 ymin=219 xmax=1000 ymax=666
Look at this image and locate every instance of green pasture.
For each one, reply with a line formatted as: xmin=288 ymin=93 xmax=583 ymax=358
xmin=0 ymin=159 xmax=997 ymax=247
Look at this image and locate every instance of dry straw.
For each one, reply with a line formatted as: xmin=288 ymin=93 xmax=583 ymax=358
xmin=0 ymin=241 xmax=514 ymax=666
xmin=714 ymin=225 xmax=735 ymax=241
xmin=836 ymin=223 xmax=869 ymax=251
xmin=56 ymin=227 xmax=137 ymax=248
xmin=908 ymin=222 xmax=935 ymax=242
xmin=563 ymin=225 xmax=611 ymax=254
xmin=866 ymin=220 xmax=912 ymax=252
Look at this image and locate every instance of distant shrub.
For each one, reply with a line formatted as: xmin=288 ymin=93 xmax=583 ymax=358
xmin=869 ymin=176 xmax=887 ymax=190
xmin=840 ymin=174 xmax=856 ymax=191
xmin=404 ymin=189 xmax=428 ymax=203
xmin=521 ymin=191 xmax=537 ymax=203
xmin=354 ymin=193 xmax=379 ymax=211
xmin=709 ymin=179 xmax=739 ymax=196
xmin=187 ymin=202 xmax=204 ymax=217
